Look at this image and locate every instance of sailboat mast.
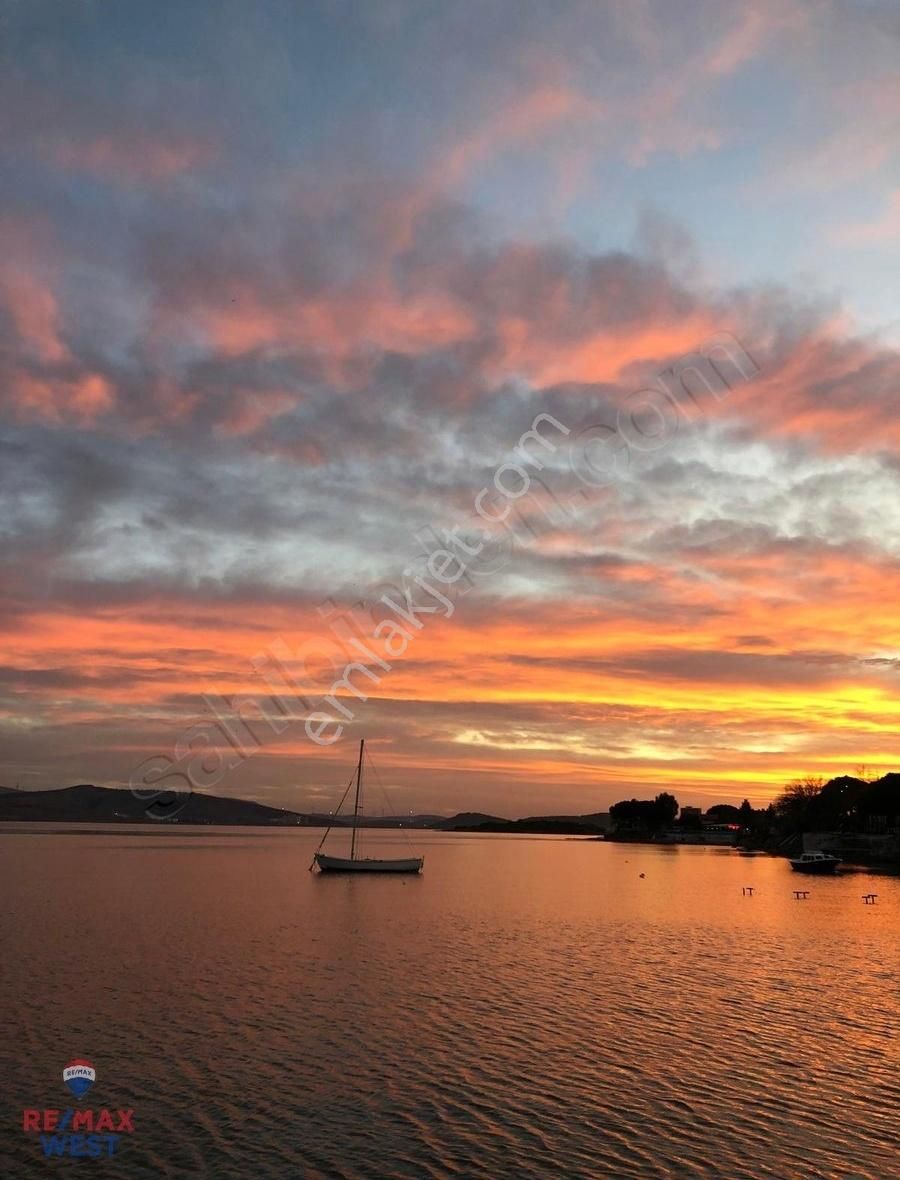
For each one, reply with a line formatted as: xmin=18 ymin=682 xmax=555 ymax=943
xmin=350 ymin=738 xmax=364 ymax=860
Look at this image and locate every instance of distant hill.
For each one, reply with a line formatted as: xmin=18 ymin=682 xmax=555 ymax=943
xmin=301 ymin=812 xmax=454 ymax=829
xmin=447 ymin=812 xmax=611 ymax=835
xmin=301 ymin=809 xmax=609 ymax=834
xmin=434 ymin=812 xmax=507 ymax=830
xmin=0 ymin=786 xmax=612 ymax=834
xmin=0 ymin=784 xmax=303 ymax=825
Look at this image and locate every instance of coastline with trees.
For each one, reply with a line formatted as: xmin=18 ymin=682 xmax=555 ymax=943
xmin=605 ymin=772 xmax=900 ymax=866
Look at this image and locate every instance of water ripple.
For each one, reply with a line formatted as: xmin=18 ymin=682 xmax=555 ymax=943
xmin=1 ymin=829 xmax=898 ymax=1178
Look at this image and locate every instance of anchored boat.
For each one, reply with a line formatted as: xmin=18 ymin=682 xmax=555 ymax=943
xmin=789 ymin=850 xmax=841 ymax=875
xmin=311 ymin=739 xmax=424 ymax=874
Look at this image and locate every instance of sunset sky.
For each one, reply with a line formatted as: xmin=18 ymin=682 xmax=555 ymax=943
xmin=1 ymin=0 xmax=899 ymax=815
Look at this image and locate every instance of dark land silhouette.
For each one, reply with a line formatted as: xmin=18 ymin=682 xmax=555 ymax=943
xmin=0 ymin=775 xmax=897 ymax=863
xmin=0 ymin=785 xmax=610 ymax=833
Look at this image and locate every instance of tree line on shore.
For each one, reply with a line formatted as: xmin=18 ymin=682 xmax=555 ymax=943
xmin=609 ymin=770 xmax=900 ymax=843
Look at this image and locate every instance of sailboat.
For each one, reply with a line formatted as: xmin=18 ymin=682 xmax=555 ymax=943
xmin=312 ymin=739 xmax=424 ymax=874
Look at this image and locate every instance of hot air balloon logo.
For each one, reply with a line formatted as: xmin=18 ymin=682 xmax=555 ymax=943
xmin=62 ymin=1059 xmax=96 ymax=1100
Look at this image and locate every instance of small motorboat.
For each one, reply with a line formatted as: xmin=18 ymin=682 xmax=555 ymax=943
xmin=789 ymin=851 xmax=841 ymax=875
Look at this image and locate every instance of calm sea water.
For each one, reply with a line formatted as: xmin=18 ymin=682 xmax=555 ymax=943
xmin=1 ymin=826 xmax=897 ymax=1178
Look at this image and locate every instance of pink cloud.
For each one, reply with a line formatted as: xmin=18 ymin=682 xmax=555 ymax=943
xmin=833 ymin=189 xmax=900 ymax=246
xmin=52 ymin=133 xmax=217 ymax=184
xmin=0 ymin=218 xmax=68 ymax=364
xmin=7 ymin=372 xmax=115 ymax=425
xmin=722 ymin=321 xmax=900 ymax=451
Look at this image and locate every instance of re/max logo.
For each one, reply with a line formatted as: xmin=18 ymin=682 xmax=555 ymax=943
xmin=24 ymin=1109 xmax=134 ymax=1132
xmin=22 ymin=1109 xmax=135 ymax=1158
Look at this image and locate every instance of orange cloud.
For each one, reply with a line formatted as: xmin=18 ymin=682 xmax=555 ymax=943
xmin=6 ymin=371 xmax=115 ymax=425
xmin=4 ymin=531 xmax=898 ymax=807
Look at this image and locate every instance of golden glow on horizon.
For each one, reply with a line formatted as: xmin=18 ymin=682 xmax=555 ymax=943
xmin=4 ymin=551 xmax=898 ymax=806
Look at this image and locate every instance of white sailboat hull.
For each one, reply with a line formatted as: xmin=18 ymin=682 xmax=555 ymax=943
xmin=314 ymin=853 xmax=423 ymax=874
